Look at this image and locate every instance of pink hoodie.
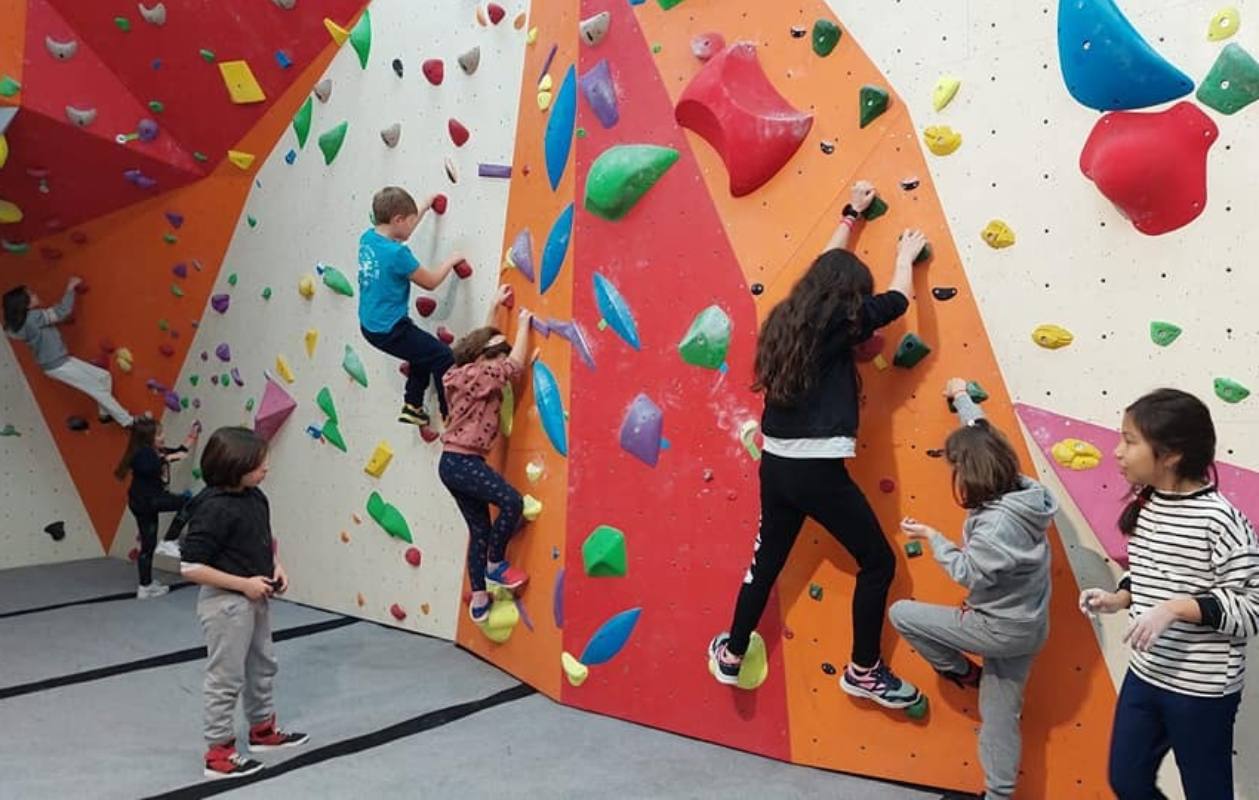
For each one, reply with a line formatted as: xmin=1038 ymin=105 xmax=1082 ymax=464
xmin=440 ymin=357 xmax=522 ymax=455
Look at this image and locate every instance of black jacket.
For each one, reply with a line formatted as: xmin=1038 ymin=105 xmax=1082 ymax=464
xmin=760 ymin=290 xmax=908 ymax=439
xmin=179 ymin=487 xmax=275 ymax=580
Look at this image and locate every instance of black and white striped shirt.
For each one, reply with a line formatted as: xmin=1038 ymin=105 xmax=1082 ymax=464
xmin=1123 ymin=486 xmax=1259 ymax=697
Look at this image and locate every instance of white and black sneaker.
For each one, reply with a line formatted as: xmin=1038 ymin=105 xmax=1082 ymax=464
xmin=136 ymin=582 xmax=170 ymax=600
xmin=154 ymin=540 xmax=181 ymax=559
xmin=204 ymin=743 xmax=264 ymax=780
xmin=708 ymin=632 xmax=742 ymax=686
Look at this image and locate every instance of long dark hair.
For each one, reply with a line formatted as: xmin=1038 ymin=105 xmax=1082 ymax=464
xmin=1118 ymin=388 xmax=1217 ymax=535
xmin=201 ymin=427 xmax=268 ymax=488
xmin=3 ymin=286 xmax=30 ymax=332
xmin=753 ymin=249 xmax=873 ymax=405
xmin=452 ymin=326 xmax=510 ymax=366
xmin=945 ymin=419 xmax=1022 ymax=509
xmin=115 ymin=417 xmax=158 ymax=480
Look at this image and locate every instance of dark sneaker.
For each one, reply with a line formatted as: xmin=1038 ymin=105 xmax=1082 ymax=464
xmin=248 ymin=717 xmax=309 ymax=752
xmin=469 ymin=596 xmax=491 ymax=623
xmin=840 ymin=660 xmax=922 ymax=709
xmin=98 ymin=414 xmax=115 ymax=425
xmin=398 ymin=403 xmax=430 ymax=427
xmin=485 ymin=561 xmax=528 ymax=591
xmin=707 ymin=633 xmax=742 ymax=686
xmin=937 ymin=658 xmax=982 ymax=690
xmin=204 ymin=741 xmax=264 ymax=779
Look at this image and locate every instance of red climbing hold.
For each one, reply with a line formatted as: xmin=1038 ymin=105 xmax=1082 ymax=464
xmin=415 ymin=296 xmax=437 ymax=317
xmin=405 ymin=547 xmax=422 ymax=567
xmin=431 ymin=194 xmax=448 ymax=215
xmin=675 ymin=42 xmax=814 ymax=197
xmin=878 ymin=478 xmax=895 ymax=493
xmin=1079 ymin=101 xmax=1217 ymax=236
xmin=159 ymin=344 xmax=175 ymax=357
xmin=853 ymin=332 xmax=884 ymax=363
xmin=436 ymin=326 xmax=455 ymax=344
xmin=448 ymin=118 xmax=470 ymax=147
xmin=487 ymin=3 xmax=505 ymax=25
xmin=389 ymin=603 xmax=407 ymax=621
xmin=419 ymin=426 xmax=440 ymax=443
xmin=453 ymin=259 xmax=473 ymax=279
xmin=422 ymin=58 xmax=444 ymax=86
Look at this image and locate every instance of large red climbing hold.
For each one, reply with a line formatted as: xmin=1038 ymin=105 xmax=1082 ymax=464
xmin=674 ymin=42 xmax=814 ymax=197
xmin=1078 ymin=101 xmax=1217 ymax=236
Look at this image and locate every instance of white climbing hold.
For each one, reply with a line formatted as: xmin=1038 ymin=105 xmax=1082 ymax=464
xmin=932 ymin=75 xmax=961 ymax=111
xmin=444 ymin=157 xmax=459 ymax=184
xmin=44 ymin=36 xmax=78 ymax=60
xmin=137 ymin=2 xmax=167 ymax=26
xmin=313 ymin=78 xmax=332 ymax=103
xmin=272 ymin=0 xmax=296 ymax=8
xmin=65 ymin=106 xmax=97 ymax=127
xmin=380 ymin=123 xmax=401 ymax=148
xmin=580 ymin=11 xmax=611 ymax=46
xmin=457 ymin=46 xmax=481 ymax=75
xmin=525 ymin=460 xmax=544 ymax=483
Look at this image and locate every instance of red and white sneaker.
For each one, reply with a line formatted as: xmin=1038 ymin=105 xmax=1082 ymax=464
xmin=248 ymin=716 xmax=309 ymax=752
xmin=485 ymin=561 xmax=528 ymax=591
xmin=204 ymin=740 xmax=264 ymax=780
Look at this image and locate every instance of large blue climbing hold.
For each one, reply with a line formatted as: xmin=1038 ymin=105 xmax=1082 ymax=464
xmin=540 ymin=203 xmax=574 ymax=295
xmin=593 ymin=273 xmax=640 ymax=350
xmin=1057 ymin=0 xmax=1194 ymax=111
xmin=533 ymin=359 xmax=568 ymax=456
xmin=579 ymin=607 xmax=642 ymax=666
xmin=545 ymin=65 xmax=578 ymax=191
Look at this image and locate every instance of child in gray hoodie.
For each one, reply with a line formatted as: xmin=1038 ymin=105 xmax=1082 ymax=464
xmin=890 ymin=377 xmax=1057 ymax=800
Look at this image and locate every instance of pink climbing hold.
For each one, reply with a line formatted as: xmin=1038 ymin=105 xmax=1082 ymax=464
xmin=415 ymin=296 xmax=437 ymax=317
xmin=448 ymin=118 xmax=470 ymax=147
xmin=404 ymin=547 xmax=422 ymax=567
xmin=453 ymin=259 xmax=473 ymax=279
xmin=1079 ymin=101 xmax=1217 ymax=236
xmin=675 ymin=42 xmax=814 ymax=197
xmin=436 ymin=326 xmax=455 ymax=344
xmin=422 ymin=58 xmax=444 ymax=85
xmin=255 ymin=376 xmax=297 ymax=442
xmin=691 ymin=32 xmax=725 ymax=62
xmin=431 ymin=194 xmax=448 ymax=215
xmin=419 ymin=426 xmax=440 ymax=443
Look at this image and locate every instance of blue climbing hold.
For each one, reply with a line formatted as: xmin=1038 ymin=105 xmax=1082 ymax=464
xmin=540 ymin=203 xmax=574 ymax=295
xmin=545 ymin=65 xmax=577 ymax=191
xmin=593 ymin=272 xmax=640 ymax=350
xmin=1057 ymin=0 xmax=1194 ymax=111
xmin=580 ymin=607 xmax=642 ymax=666
xmin=533 ymin=359 xmax=568 ymax=456
xmin=284 ymin=149 xmax=297 ymax=165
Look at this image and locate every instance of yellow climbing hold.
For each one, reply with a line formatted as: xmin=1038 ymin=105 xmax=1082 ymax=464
xmin=275 ymin=355 xmax=295 ymax=383
xmin=537 ymin=90 xmax=553 ymax=111
xmin=115 ymin=347 xmax=134 ymax=373
xmin=873 ymin=354 xmax=889 ymax=371
xmin=1051 ymin=438 xmax=1102 ymax=470
xmin=298 ymin=275 xmax=315 ymax=299
xmin=527 ymin=26 xmax=539 ymax=45
xmin=539 ymin=73 xmax=553 ymax=92
xmin=932 ymin=75 xmax=961 ymax=111
xmin=227 ymin=150 xmax=256 ymax=170
xmin=364 ymin=441 xmax=394 ymax=478
xmin=561 ymin=652 xmax=588 ymax=687
xmin=739 ymin=420 xmax=762 ymax=461
xmin=981 ymin=219 xmax=1016 ymax=249
xmin=923 ymin=125 xmax=962 ymax=156
xmin=480 ymin=597 xmax=519 ymax=643
xmin=324 ymin=18 xmax=350 ymax=45
xmin=0 ymin=199 xmax=21 ymax=224
xmin=525 ymin=460 xmax=544 ymax=483
xmin=522 ymin=494 xmax=543 ymax=521
xmin=304 ymin=328 xmax=319 ymax=357
xmin=1031 ymin=324 xmax=1074 ymax=350
xmin=218 ymin=60 xmax=266 ymax=104
xmin=0 ymin=134 xmax=8 ymax=169
xmin=1208 ymin=7 xmax=1240 ymax=41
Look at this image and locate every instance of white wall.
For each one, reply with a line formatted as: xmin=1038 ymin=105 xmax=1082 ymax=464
xmin=108 ymin=0 xmax=529 ymax=638
xmin=0 ymin=340 xmax=103 ymax=569
xmin=827 ymin=1 xmax=1258 ymax=796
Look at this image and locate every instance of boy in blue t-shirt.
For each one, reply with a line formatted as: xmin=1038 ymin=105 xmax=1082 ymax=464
xmin=359 ymin=186 xmax=466 ymax=427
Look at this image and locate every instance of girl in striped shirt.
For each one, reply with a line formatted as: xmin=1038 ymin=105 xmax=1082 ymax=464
xmin=1079 ymin=388 xmax=1259 ymax=800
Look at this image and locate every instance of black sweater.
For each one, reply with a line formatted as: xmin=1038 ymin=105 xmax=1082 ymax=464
xmin=128 ymin=445 xmax=187 ymax=503
xmin=761 ymin=290 xmax=909 ymax=439
xmin=180 ymin=487 xmax=275 ymax=580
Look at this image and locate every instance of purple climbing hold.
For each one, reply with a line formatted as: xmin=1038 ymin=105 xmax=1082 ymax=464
xmin=163 ymin=390 xmax=181 ymax=412
xmin=172 ymin=262 xmax=187 ymax=279
xmin=165 ymin=211 xmax=183 ymax=228
xmin=549 ymin=319 xmax=596 ymax=370
xmin=230 ymin=368 xmax=244 ymax=387
xmin=215 ymin=343 xmax=231 ymax=362
xmin=619 ymin=393 xmax=664 ymax=466
xmin=210 ymin=293 xmax=230 ymax=314
xmin=552 ymin=567 xmax=565 ymax=628
xmin=137 ymin=118 xmax=159 ymax=142
xmin=508 ymin=228 xmax=535 ymax=283
xmin=478 ymin=163 xmax=513 ymax=178
xmin=124 ymin=169 xmax=157 ymax=189
xmin=531 ymin=317 xmax=553 ymax=337
xmin=579 ymin=58 xmax=619 ymax=129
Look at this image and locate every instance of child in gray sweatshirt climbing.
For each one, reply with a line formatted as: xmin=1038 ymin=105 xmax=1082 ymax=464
xmin=890 ymin=377 xmax=1056 ymax=800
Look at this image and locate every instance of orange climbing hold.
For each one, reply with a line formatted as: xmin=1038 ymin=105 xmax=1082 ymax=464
xmin=674 ymin=42 xmax=814 ymax=197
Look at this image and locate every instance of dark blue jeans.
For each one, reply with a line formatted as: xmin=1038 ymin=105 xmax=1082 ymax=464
xmin=438 ymin=452 xmax=523 ymax=592
xmin=1109 ymin=670 xmax=1241 ymax=800
xmin=362 ymin=317 xmax=453 ymax=417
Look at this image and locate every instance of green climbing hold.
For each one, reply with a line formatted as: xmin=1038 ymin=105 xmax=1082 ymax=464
xmin=261 ymin=287 xmax=272 ymax=300
xmin=658 ymin=0 xmax=685 ymax=8
xmin=114 ymin=16 xmax=131 ymax=31
xmin=582 ymin=525 xmax=628 ymax=578
xmin=163 ymin=233 xmax=177 ymax=244
xmin=0 ymin=75 xmax=20 ymax=97
xmin=193 ymin=151 xmax=208 ymax=162
xmin=0 ymin=423 xmax=20 ymax=436
xmin=192 ymin=467 xmax=202 ymax=480
xmin=199 ymin=48 xmax=216 ymax=63
xmin=905 ymin=541 xmax=923 ymax=558
xmin=947 ymin=381 xmax=990 ymax=412
xmin=321 ymin=265 xmax=355 ymax=297
xmin=893 ymin=332 xmax=931 ymax=368
xmin=1196 ymin=43 xmax=1259 ymax=115
xmin=862 ymin=195 xmax=889 ymax=221
xmin=293 ymin=96 xmax=313 ymax=149
xmin=148 ymin=100 xmax=164 ymax=113
xmin=318 ymin=121 xmax=349 ymax=165
xmin=2 ymin=240 xmax=29 ymax=254
xmin=1150 ymin=321 xmax=1182 ymax=347
xmin=678 ymin=305 xmax=732 ymax=370
xmin=367 ymin=491 xmax=413 ymax=543
xmin=171 ymin=284 xmax=184 ymax=297
xmin=157 ymin=318 xmax=169 ymax=331
xmin=316 ymin=386 xmax=339 ymax=423
xmin=349 ymin=9 xmax=372 ymax=70
xmin=584 ymin=145 xmax=680 ymax=221
xmin=812 ymin=19 xmax=841 ymax=57
xmin=227 ymin=273 xmax=238 ymax=286
xmin=342 ymin=345 xmax=368 ymax=387
xmin=651 ymin=43 xmax=662 ymax=54
xmin=808 ymin=583 xmax=823 ymax=600
xmin=247 ymin=215 xmax=257 ymax=228
xmin=1214 ymin=377 xmax=1250 ymax=404
xmin=189 ymin=374 xmax=199 ymax=386
xmin=321 ymin=419 xmax=347 ymax=452
xmin=576 ymin=128 xmax=587 ymax=138
xmin=245 ymin=397 xmax=254 ymax=412
xmin=859 ymin=85 xmax=890 ymax=128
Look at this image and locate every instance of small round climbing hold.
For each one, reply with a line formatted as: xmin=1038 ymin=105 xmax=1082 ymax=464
xmin=422 ymin=58 xmax=444 ymax=86
xmin=389 ymin=603 xmax=407 ymax=621
xmin=905 ymin=541 xmax=924 ymax=558
xmin=808 ymin=583 xmax=823 ymax=600
xmin=1052 ymin=438 xmax=1102 ymax=470
xmin=923 ymin=125 xmax=962 ymax=156
xmin=448 ymin=118 xmax=470 ymax=147
xmin=561 ymin=652 xmax=589 ymax=687
xmin=1149 ymin=321 xmax=1182 ymax=347
xmin=453 ymin=259 xmax=472 ymax=279
xmin=932 ymin=286 xmax=957 ymax=301
xmin=879 ymin=478 xmax=895 ymax=493
xmin=691 ymin=32 xmax=724 ymax=62
xmin=821 ymin=662 xmax=837 ymax=675
xmin=404 ymin=547 xmax=422 ymax=567
xmin=859 ymin=85 xmax=890 ymax=128
xmin=1208 ymin=7 xmax=1241 ymax=41
xmin=1031 ymin=324 xmax=1073 ymax=350
xmin=487 ymin=3 xmax=506 ymax=25
xmin=933 ymin=75 xmax=961 ymax=111
xmin=981 ymin=219 xmax=1016 ymax=249
xmin=432 ymin=194 xmax=448 ymax=215
xmin=750 ymin=283 xmax=764 ymax=295
xmin=415 ymin=297 xmax=437 ymax=317
xmin=391 ymin=58 xmax=403 ymax=78
xmin=819 ymin=140 xmax=835 ymax=155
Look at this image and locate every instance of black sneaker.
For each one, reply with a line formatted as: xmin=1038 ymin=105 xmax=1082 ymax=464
xmin=708 ymin=633 xmax=742 ymax=686
xmin=398 ymin=403 xmax=431 ymax=427
xmin=937 ymin=658 xmax=982 ymax=690
xmin=204 ymin=742 xmax=264 ymax=780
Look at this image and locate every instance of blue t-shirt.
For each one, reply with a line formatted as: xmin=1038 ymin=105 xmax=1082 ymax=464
xmin=358 ymin=229 xmax=420 ymax=333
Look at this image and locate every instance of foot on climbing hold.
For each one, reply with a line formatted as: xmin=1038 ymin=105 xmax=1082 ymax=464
xmin=1031 ymin=324 xmax=1074 ymax=349
xmin=678 ymin=305 xmax=731 ymax=369
xmin=582 ymin=525 xmax=627 ymax=577
xmin=859 ymin=85 xmax=890 ymax=128
xmin=892 ymin=332 xmax=931 ymax=368
xmin=1196 ymin=43 xmax=1259 ymax=115
xmin=1214 ymin=377 xmax=1250 ymax=404
xmin=1149 ymin=321 xmax=1182 ymax=347
xmin=981 ymin=219 xmax=1016 ymax=249
xmin=1052 ymin=438 xmax=1102 ymax=470
xmin=812 ymin=19 xmax=841 ymax=57
xmin=584 ymin=144 xmax=679 ymax=221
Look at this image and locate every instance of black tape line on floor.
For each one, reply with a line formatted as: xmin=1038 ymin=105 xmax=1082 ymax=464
xmin=144 ymin=683 xmax=537 ymax=800
xmin=0 ymin=582 xmax=194 ymax=620
xmin=0 ymin=616 xmax=357 ymax=700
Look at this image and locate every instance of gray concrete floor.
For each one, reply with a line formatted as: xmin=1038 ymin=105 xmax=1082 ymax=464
xmin=0 ymin=559 xmax=938 ymax=799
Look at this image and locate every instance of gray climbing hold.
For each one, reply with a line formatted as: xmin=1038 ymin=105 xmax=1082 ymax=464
xmin=65 ymin=106 xmax=97 ymax=127
xmin=313 ymin=78 xmax=332 ymax=103
xmin=272 ymin=0 xmax=296 ymax=8
xmin=458 ymin=46 xmax=481 ymax=75
xmin=580 ymin=11 xmax=611 ymax=46
xmin=45 ymin=36 xmax=78 ymax=60
xmin=137 ymin=2 xmax=167 ymax=25
xmin=380 ymin=123 xmax=401 ymax=148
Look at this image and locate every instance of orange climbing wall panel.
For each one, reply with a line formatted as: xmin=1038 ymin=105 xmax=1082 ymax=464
xmin=6 ymin=39 xmax=348 ymax=551
xmin=0 ymin=0 xmax=26 ymax=103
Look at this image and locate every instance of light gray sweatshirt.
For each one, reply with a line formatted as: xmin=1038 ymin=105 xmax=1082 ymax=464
xmin=925 ymin=394 xmax=1056 ymax=623
xmin=6 ymin=286 xmax=75 ymax=370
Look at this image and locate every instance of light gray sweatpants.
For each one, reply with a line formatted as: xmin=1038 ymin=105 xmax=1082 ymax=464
xmin=197 ymin=586 xmax=278 ymax=746
xmin=44 ymin=356 xmax=134 ymax=427
xmin=889 ymin=600 xmax=1047 ymax=800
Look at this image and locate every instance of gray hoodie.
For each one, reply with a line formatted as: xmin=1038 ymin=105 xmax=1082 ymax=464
xmin=5 ymin=285 xmax=75 ymax=371
xmin=925 ymin=394 xmax=1057 ymax=624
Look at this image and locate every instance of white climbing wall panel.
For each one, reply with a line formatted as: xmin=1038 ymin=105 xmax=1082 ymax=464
xmin=0 ymin=340 xmax=103 ymax=569
xmin=828 ymin=1 xmax=1258 ymax=797
xmin=109 ymin=0 xmax=530 ymax=639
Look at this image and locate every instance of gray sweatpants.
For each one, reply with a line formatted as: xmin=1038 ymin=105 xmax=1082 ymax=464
xmin=889 ymin=600 xmax=1047 ymax=800
xmin=197 ymin=586 xmax=278 ymax=746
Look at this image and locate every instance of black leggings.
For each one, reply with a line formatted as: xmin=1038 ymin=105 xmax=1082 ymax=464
xmin=727 ymin=453 xmax=895 ymax=666
xmin=438 ymin=452 xmax=524 ymax=592
xmin=130 ymin=491 xmax=189 ymax=585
